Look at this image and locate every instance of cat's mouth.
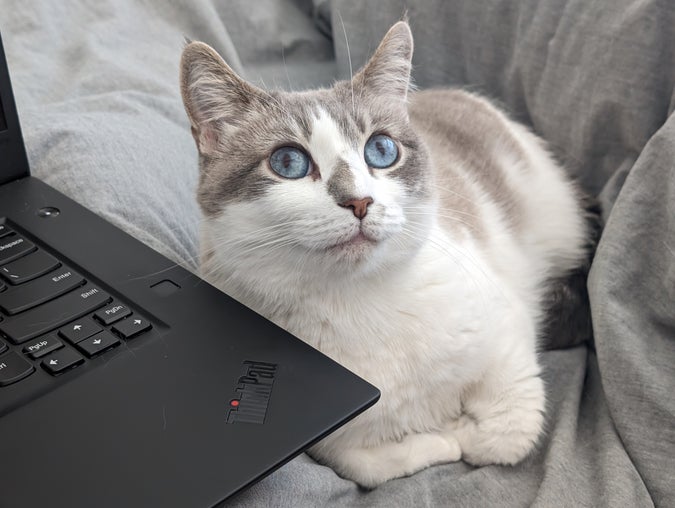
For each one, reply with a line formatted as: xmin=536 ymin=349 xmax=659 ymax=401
xmin=327 ymin=231 xmax=378 ymax=252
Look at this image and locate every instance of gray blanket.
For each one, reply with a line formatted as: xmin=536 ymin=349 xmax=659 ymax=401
xmin=1 ymin=0 xmax=673 ymax=506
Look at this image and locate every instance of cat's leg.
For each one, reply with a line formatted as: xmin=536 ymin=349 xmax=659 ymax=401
xmin=311 ymin=432 xmax=462 ymax=488
xmin=444 ymin=347 xmax=545 ymax=466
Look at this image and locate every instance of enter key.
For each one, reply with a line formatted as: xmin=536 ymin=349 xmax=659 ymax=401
xmin=0 ymin=266 xmax=85 ymax=315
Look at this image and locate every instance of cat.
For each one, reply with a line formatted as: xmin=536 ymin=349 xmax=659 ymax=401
xmin=179 ymin=21 xmax=591 ymax=487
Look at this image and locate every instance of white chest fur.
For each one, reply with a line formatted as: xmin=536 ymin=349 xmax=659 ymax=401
xmin=204 ymin=224 xmax=529 ymax=449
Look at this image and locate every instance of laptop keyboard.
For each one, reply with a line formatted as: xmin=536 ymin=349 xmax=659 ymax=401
xmin=0 ymin=225 xmax=153 ymax=387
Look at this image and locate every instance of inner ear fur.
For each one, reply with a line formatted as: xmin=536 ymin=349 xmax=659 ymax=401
xmin=353 ymin=21 xmax=414 ymax=102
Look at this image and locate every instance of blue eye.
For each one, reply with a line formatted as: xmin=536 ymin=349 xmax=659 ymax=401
xmin=364 ymin=134 xmax=398 ymax=169
xmin=269 ymin=147 xmax=311 ymax=179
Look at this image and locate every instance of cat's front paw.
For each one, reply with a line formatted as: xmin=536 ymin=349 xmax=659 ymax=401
xmin=315 ymin=432 xmax=462 ymax=488
xmin=449 ymin=413 xmax=542 ymax=467
xmin=443 ymin=375 xmax=545 ymax=467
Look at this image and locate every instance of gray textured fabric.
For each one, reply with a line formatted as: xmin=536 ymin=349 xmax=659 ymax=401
xmin=1 ymin=0 xmax=673 ymax=506
xmin=331 ymin=0 xmax=675 ymax=200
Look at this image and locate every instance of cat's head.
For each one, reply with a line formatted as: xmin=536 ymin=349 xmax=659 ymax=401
xmin=180 ymin=22 xmax=434 ymax=282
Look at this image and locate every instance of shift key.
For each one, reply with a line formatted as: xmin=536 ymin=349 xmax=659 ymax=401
xmin=0 ymin=285 xmax=111 ymax=344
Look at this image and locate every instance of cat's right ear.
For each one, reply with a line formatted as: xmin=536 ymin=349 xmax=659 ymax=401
xmin=180 ymin=41 xmax=264 ymax=156
xmin=353 ymin=21 xmax=414 ymax=103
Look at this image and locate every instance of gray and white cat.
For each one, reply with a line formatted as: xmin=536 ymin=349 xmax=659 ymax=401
xmin=180 ymin=22 xmax=590 ymax=487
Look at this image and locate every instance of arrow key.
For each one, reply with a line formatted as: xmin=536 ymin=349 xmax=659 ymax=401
xmin=41 ymin=348 xmax=84 ymax=375
xmin=59 ymin=317 xmax=102 ymax=344
xmin=112 ymin=316 xmax=152 ymax=340
xmin=76 ymin=331 xmax=120 ymax=358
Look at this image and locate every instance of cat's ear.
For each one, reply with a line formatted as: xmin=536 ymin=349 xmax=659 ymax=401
xmin=353 ymin=21 xmax=413 ymax=101
xmin=180 ymin=41 xmax=265 ymax=155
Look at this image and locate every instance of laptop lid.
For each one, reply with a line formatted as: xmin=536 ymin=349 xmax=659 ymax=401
xmin=0 ymin=32 xmax=30 ymax=184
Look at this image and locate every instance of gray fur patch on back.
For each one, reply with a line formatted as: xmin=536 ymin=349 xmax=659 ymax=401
xmin=409 ymin=89 xmax=529 ymax=236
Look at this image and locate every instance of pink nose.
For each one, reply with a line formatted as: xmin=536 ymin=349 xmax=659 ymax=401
xmin=339 ymin=197 xmax=374 ymax=219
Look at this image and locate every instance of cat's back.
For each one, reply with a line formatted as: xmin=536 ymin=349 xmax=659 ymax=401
xmin=409 ymin=89 xmax=515 ymax=149
xmin=408 ymin=88 xmax=535 ymax=199
xmin=409 ymin=88 xmax=587 ymax=279
xmin=408 ymin=89 xmax=531 ymax=236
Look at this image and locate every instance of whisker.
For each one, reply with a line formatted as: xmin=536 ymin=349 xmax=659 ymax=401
xmin=124 ymin=253 xmax=202 ymax=282
xmin=252 ymin=76 xmax=292 ymax=117
xmin=281 ymin=43 xmax=292 ymax=90
xmin=228 ymin=236 xmax=299 ymax=258
xmin=660 ymin=239 xmax=675 ymax=258
xmin=406 ymin=211 xmax=480 ymax=233
xmin=337 ymin=10 xmax=355 ymax=116
xmin=406 ymin=204 xmax=482 ymax=221
xmin=428 ymin=182 xmax=479 ymax=206
xmin=208 ymin=222 xmax=298 ymax=248
xmin=399 ymin=226 xmax=493 ymax=312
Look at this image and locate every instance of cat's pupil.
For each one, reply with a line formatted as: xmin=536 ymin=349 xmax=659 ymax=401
xmin=377 ymin=141 xmax=386 ymax=156
xmin=283 ymin=153 xmax=291 ymax=168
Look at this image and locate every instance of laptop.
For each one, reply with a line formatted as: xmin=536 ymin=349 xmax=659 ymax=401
xmin=0 ymin=32 xmax=379 ymax=507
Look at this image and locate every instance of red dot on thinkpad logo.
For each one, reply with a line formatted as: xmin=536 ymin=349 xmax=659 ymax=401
xmin=230 ymin=400 xmax=240 ymax=408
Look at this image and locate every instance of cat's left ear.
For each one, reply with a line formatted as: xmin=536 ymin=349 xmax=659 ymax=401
xmin=353 ymin=21 xmax=413 ymax=102
xmin=180 ymin=41 xmax=267 ymax=156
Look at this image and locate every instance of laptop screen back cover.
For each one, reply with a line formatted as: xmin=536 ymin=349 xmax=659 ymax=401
xmin=0 ymin=32 xmax=29 ymax=184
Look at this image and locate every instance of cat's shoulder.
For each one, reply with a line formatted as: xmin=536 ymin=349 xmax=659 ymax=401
xmin=410 ymin=88 xmax=502 ymax=115
xmin=409 ymin=88 xmax=513 ymax=132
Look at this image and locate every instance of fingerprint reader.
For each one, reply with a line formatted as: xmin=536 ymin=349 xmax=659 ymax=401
xmin=150 ymin=279 xmax=181 ymax=297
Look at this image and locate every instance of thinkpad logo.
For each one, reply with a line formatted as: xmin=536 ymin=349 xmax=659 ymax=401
xmin=226 ymin=360 xmax=277 ymax=424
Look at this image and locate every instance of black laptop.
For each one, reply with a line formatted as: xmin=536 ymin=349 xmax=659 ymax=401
xmin=0 ymin=32 xmax=379 ymax=507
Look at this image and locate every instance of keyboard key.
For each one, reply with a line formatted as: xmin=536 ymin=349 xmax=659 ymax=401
xmin=0 ymin=338 xmax=7 ymax=355
xmin=0 ymin=351 xmax=35 ymax=386
xmin=59 ymin=317 xmax=102 ymax=344
xmin=0 ymin=224 xmax=11 ymax=238
xmin=41 ymin=348 xmax=84 ymax=375
xmin=0 ymin=249 xmax=60 ymax=285
xmin=23 ymin=334 xmax=64 ymax=359
xmin=0 ymin=266 xmax=85 ymax=315
xmin=112 ymin=317 xmax=152 ymax=339
xmin=0 ymin=285 xmax=111 ymax=344
xmin=0 ymin=234 xmax=35 ymax=265
xmin=94 ymin=302 xmax=131 ymax=325
xmin=76 ymin=331 xmax=120 ymax=358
